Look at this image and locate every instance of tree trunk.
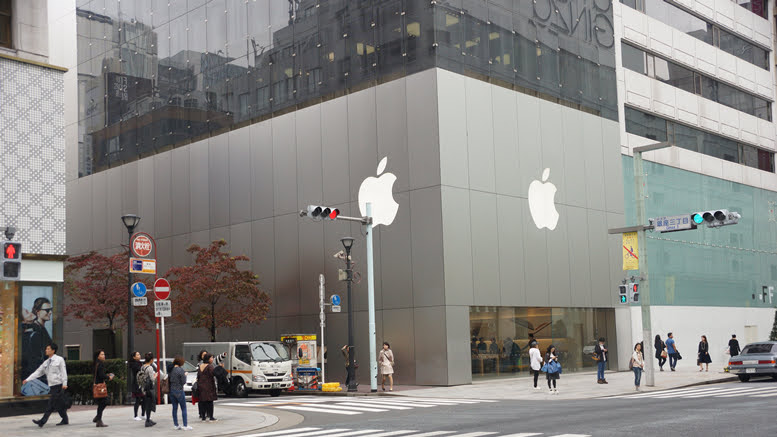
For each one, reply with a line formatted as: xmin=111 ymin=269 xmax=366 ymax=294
xmin=210 ymin=300 xmax=216 ymax=342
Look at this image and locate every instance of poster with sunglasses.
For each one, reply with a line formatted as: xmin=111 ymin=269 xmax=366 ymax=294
xmin=20 ymin=286 xmax=54 ymax=395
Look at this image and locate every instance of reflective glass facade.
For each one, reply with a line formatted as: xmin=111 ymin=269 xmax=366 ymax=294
xmin=76 ymin=0 xmax=618 ymax=176
xmin=469 ymin=307 xmax=616 ymax=378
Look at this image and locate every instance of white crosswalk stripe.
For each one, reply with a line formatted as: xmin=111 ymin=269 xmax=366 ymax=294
xmin=608 ymin=384 xmax=777 ymax=399
xmin=238 ymin=430 xmax=589 ymax=437
xmin=222 ymin=396 xmax=496 ymax=416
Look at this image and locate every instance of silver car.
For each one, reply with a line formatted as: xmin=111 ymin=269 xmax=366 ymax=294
xmin=728 ymin=341 xmax=777 ymax=382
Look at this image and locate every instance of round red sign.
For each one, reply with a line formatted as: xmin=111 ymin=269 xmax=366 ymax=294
xmin=154 ymin=278 xmax=171 ymax=300
xmin=132 ymin=234 xmax=153 ymax=257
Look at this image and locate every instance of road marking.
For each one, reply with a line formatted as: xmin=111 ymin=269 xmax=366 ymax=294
xmin=335 ymin=401 xmax=413 ymax=410
xmin=443 ymin=433 xmax=498 ymax=437
xmin=247 ymin=429 xmax=351 ymax=437
xmin=549 ymin=435 xmax=592 ymax=437
xmin=399 ymin=432 xmax=456 ymax=437
xmin=322 ymin=430 xmax=384 ymax=437
xmin=366 ymin=431 xmax=420 ymax=437
xmin=682 ymin=387 xmax=755 ymax=398
xmin=498 ymin=434 xmax=543 ymax=437
xmin=715 ymin=387 xmax=777 ymax=397
xmin=240 ymin=427 xmax=322 ymax=436
xmin=275 ymin=406 xmax=362 ymax=415
xmin=753 ymin=391 xmax=777 ymax=397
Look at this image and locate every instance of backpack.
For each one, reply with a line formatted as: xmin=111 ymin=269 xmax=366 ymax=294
xmin=137 ymin=365 xmax=152 ymax=394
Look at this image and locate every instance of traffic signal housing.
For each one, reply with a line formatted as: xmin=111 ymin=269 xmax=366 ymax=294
xmin=306 ymin=205 xmax=340 ymax=220
xmin=629 ymin=282 xmax=640 ymax=303
xmin=618 ymin=284 xmax=628 ymax=304
xmin=2 ymin=241 xmax=21 ymax=281
xmin=691 ymin=209 xmax=741 ymax=228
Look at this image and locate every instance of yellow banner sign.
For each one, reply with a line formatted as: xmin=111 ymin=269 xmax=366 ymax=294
xmin=622 ymin=232 xmax=639 ymax=271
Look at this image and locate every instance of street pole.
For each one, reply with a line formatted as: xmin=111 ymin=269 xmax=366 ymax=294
xmin=365 ymin=203 xmax=378 ymax=393
xmin=126 ymin=232 xmax=133 ymax=404
xmin=342 ymin=238 xmax=357 ymax=392
xmin=319 ymin=273 xmax=326 ymax=385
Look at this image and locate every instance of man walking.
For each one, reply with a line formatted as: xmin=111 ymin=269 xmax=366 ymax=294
xmin=22 ymin=343 xmax=69 ymax=427
xmin=595 ymin=337 xmax=608 ymax=384
xmin=728 ymin=334 xmax=741 ymax=357
xmin=666 ymin=332 xmax=679 ymax=371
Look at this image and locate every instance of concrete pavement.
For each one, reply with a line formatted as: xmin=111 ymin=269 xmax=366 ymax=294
xmin=1 ymin=402 xmax=278 ymax=437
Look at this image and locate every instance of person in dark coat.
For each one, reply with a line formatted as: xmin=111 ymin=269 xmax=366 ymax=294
xmin=594 ymin=337 xmax=608 ymax=384
xmin=544 ymin=345 xmax=560 ymax=394
xmin=93 ymin=349 xmax=113 ymax=427
xmin=654 ymin=335 xmax=667 ymax=371
xmin=197 ymin=353 xmax=218 ymax=422
xmin=728 ymin=334 xmax=741 ymax=357
xmin=141 ymin=352 xmax=158 ymax=427
xmin=195 ymin=349 xmax=208 ymax=420
xmin=129 ymin=351 xmax=145 ymax=420
xmin=697 ymin=335 xmax=712 ymax=372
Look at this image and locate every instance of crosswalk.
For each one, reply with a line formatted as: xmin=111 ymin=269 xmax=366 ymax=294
xmin=236 ymin=427 xmax=591 ymax=437
xmin=607 ymin=384 xmax=777 ymax=399
xmin=219 ymin=396 xmax=498 ymax=416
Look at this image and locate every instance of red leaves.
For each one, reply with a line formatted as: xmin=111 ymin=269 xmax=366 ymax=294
xmin=165 ymin=240 xmax=271 ymax=341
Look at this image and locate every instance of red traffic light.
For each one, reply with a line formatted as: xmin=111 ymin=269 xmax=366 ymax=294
xmin=4 ymin=242 xmax=21 ymax=259
xmin=328 ymin=208 xmax=340 ymax=220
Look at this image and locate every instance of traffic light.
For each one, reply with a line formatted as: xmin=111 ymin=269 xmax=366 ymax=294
xmin=306 ymin=205 xmax=340 ymax=220
xmin=629 ymin=282 xmax=639 ymax=303
xmin=691 ymin=209 xmax=741 ymax=228
xmin=2 ymin=241 xmax=22 ymax=281
xmin=618 ymin=284 xmax=628 ymax=304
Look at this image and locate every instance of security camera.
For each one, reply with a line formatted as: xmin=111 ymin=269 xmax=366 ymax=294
xmin=333 ymin=250 xmax=345 ymax=259
xmin=4 ymin=226 xmax=15 ymax=240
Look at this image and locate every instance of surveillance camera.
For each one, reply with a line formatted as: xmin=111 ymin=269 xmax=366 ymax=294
xmin=4 ymin=226 xmax=15 ymax=240
xmin=333 ymin=250 xmax=345 ymax=259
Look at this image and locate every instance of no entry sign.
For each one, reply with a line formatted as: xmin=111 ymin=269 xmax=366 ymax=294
xmin=154 ymin=278 xmax=171 ymax=300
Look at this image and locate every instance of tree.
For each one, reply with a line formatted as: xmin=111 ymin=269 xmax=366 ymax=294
xmin=165 ymin=240 xmax=271 ymax=342
xmin=65 ymin=251 xmax=155 ymax=354
xmin=770 ymin=309 xmax=777 ymax=341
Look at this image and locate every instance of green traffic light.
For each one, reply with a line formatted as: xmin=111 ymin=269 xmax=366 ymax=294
xmin=620 ymin=295 xmax=627 ymax=303
xmin=692 ymin=214 xmax=704 ymax=224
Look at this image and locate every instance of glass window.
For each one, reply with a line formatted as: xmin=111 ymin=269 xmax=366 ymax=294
xmin=0 ymin=0 xmax=11 ymax=48
xmin=621 ymin=44 xmax=646 ymax=74
xmin=741 ymin=343 xmax=775 ymax=354
xmin=653 ymin=57 xmax=695 ymax=93
xmin=625 ymin=107 xmax=668 ymax=141
xmin=702 ymin=132 xmax=739 ymax=163
xmin=672 ymin=123 xmax=700 ymax=152
xmin=235 ymin=345 xmax=252 ymax=364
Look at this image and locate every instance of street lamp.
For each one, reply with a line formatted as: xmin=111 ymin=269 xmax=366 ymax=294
xmin=340 ymin=236 xmax=357 ymax=392
xmin=121 ymin=214 xmax=140 ymax=404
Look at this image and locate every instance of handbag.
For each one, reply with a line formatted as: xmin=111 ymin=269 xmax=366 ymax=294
xmin=628 ymin=357 xmax=634 ymax=370
xmin=660 ymin=350 xmax=667 ymax=358
xmin=590 ymin=354 xmax=600 ymax=361
xmin=161 ymin=375 xmax=170 ymax=395
xmin=548 ymin=360 xmax=562 ymax=374
xmin=92 ymin=364 xmax=108 ymax=399
xmin=540 ymin=363 xmax=549 ymax=373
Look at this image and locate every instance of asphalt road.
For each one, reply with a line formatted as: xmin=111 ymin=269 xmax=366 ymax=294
xmin=219 ymin=379 xmax=777 ymax=436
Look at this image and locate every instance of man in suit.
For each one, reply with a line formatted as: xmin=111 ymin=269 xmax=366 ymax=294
xmin=595 ymin=337 xmax=608 ymax=384
xmin=728 ymin=334 xmax=741 ymax=357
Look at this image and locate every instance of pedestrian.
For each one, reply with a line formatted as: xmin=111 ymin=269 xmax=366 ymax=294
xmin=728 ymin=334 xmax=741 ymax=357
xmin=140 ymin=352 xmax=158 ymax=427
xmin=697 ymin=335 xmax=711 ymax=372
xmin=197 ymin=353 xmax=218 ymax=422
xmin=631 ymin=343 xmax=644 ymax=391
xmin=379 ymin=342 xmax=394 ymax=392
xmin=129 ymin=351 xmax=145 ymax=420
xmin=170 ymin=355 xmax=192 ymax=430
xmin=529 ymin=341 xmax=543 ymax=390
xmin=544 ymin=345 xmax=560 ymax=395
xmin=92 ymin=349 xmax=113 ymax=427
xmin=23 ymin=343 xmax=69 ymax=428
xmin=594 ymin=337 xmax=608 ymax=384
xmin=341 ymin=345 xmax=357 ymax=387
xmin=654 ymin=335 xmax=667 ymax=371
xmin=196 ymin=349 xmax=208 ymax=420
xmin=666 ymin=332 xmax=680 ymax=371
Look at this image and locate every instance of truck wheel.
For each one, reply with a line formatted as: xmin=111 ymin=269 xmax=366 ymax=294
xmin=771 ymin=374 xmax=777 ymax=381
xmin=233 ymin=380 xmax=248 ymax=398
xmin=270 ymin=389 xmax=281 ymax=397
xmin=738 ymin=374 xmax=750 ymax=382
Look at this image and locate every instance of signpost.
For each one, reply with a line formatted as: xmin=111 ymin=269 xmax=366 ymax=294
xmin=332 ymin=305 xmax=341 ymax=313
xmin=330 ymin=294 xmax=341 ymax=306
xmin=154 ymin=300 xmax=171 ymax=317
xmin=153 ymin=277 xmax=171 ymax=404
xmin=653 ymin=214 xmax=694 ymax=233
xmin=130 ymin=257 xmax=156 ymax=274
xmin=131 ymin=234 xmax=154 ymax=257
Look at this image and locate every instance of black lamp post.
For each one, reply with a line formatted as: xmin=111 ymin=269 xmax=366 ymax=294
xmin=121 ymin=214 xmax=140 ymax=404
xmin=341 ymin=236 xmax=357 ymax=392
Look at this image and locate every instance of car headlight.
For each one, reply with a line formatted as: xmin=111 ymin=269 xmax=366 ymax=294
xmin=253 ymin=375 xmax=267 ymax=382
xmin=283 ymin=374 xmax=292 ymax=381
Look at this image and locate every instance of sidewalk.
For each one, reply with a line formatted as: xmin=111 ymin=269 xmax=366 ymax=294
xmin=0 ymin=402 xmax=278 ymax=437
xmin=391 ymin=367 xmax=737 ymax=400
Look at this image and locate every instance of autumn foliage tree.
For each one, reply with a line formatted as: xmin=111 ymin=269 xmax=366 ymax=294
xmin=165 ymin=240 xmax=271 ymax=342
xmin=65 ymin=250 xmax=155 ymax=352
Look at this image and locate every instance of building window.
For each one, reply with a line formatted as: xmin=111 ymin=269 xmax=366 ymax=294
xmin=65 ymin=345 xmax=81 ymax=361
xmin=0 ymin=0 xmax=11 ymax=49
xmin=736 ymin=0 xmax=769 ymax=19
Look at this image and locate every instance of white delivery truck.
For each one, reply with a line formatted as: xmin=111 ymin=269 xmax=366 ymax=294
xmin=183 ymin=341 xmax=293 ymax=397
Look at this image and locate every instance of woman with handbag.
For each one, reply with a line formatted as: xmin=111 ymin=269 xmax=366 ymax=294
xmin=697 ymin=335 xmax=712 ymax=372
xmin=197 ymin=353 xmax=218 ymax=422
xmin=92 ymin=349 xmax=113 ymax=428
xmin=631 ymin=343 xmax=644 ymax=391
xmin=543 ymin=345 xmax=560 ymax=395
xmin=379 ymin=342 xmax=395 ymax=391
xmin=654 ymin=335 xmax=667 ymax=371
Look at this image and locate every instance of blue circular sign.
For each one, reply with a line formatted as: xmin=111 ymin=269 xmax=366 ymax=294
xmin=132 ymin=282 xmax=147 ymax=297
xmin=330 ymin=294 xmax=341 ymax=306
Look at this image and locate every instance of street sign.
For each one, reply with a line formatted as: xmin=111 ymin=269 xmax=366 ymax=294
xmin=653 ymin=214 xmax=694 ymax=233
xmin=133 ymin=297 xmax=148 ymax=306
xmin=131 ymin=282 xmax=147 ymax=297
xmin=330 ymin=294 xmax=341 ymax=306
xmin=129 ymin=257 xmax=156 ymax=274
xmin=332 ymin=305 xmax=341 ymax=313
xmin=154 ymin=278 xmax=171 ymax=300
xmin=154 ymin=300 xmax=171 ymax=317
xmin=131 ymin=233 xmax=154 ymax=257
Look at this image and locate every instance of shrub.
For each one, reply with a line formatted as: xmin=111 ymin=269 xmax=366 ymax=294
xmin=67 ymin=375 xmax=126 ymax=405
xmin=66 ymin=358 xmax=127 ymax=379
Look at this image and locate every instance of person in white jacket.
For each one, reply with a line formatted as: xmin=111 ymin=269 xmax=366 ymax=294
xmin=632 ymin=343 xmax=645 ymax=391
xmin=529 ymin=342 xmax=543 ymax=390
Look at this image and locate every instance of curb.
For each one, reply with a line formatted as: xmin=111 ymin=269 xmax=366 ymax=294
xmin=597 ymin=375 xmax=739 ymax=399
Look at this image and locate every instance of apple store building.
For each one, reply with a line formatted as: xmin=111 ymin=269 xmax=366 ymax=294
xmin=65 ymin=0 xmax=637 ymax=386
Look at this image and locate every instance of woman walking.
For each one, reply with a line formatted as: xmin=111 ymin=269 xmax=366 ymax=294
xmin=129 ymin=351 xmax=145 ymax=420
xmin=141 ymin=352 xmax=158 ymax=427
xmin=379 ymin=342 xmax=395 ymax=391
xmin=698 ymin=335 xmax=712 ymax=372
xmin=529 ymin=342 xmax=543 ymax=390
xmin=544 ymin=345 xmax=560 ymax=395
xmin=632 ymin=343 xmax=644 ymax=391
xmin=93 ymin=349 xmax=113 ymax=427
xmin=197 ymin=353 xmax=218 ymax=422
xmin=654 ymin=335 xmax=667 ymax=371
xmin=170 ymin=356 xmax=192 ymax=430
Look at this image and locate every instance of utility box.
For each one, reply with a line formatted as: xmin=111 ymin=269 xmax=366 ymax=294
xmin=281 ymin=334 xmax=319 ymax=389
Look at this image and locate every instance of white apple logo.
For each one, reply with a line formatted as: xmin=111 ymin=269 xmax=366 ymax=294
xmin=358 ymin=157 xmax=399 ymax=227
xmin=528 ymin=168 xmax=560 ymax=230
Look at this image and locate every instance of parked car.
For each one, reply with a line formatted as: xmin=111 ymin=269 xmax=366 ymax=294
xmin=728 ymin=341 xmax=777 ymax=382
